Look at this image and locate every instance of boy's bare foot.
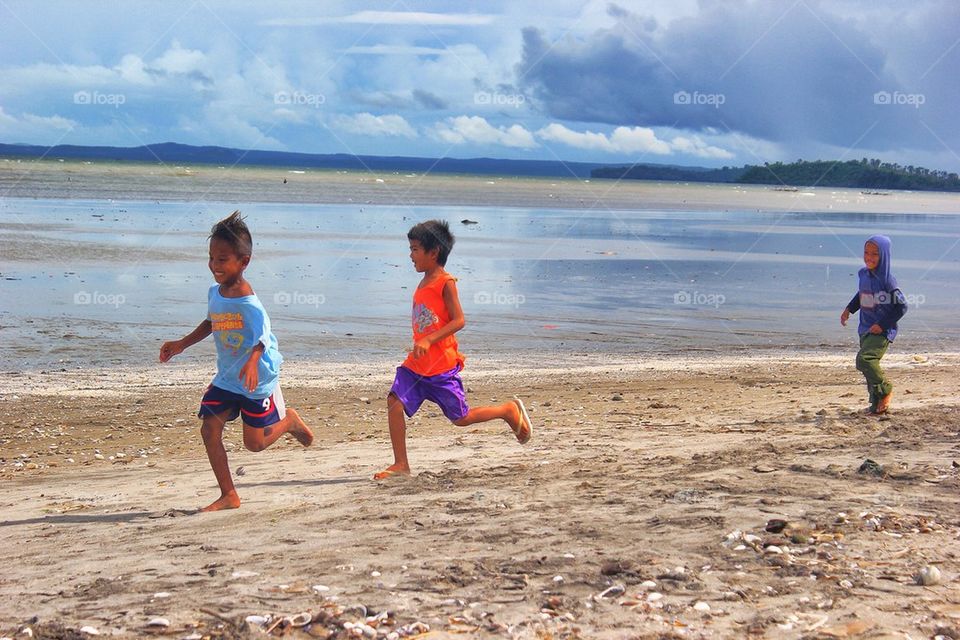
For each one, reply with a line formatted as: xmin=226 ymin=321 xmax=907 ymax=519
xmin=876 ymin=392 xmax=892 ymax=414
xmin=509 ymin=398 xmax=532 ymax=444
xmin=374 ymin=464 xmax=410 ymax=480
xmin=200 ymin=492 xmax=241 ymax=512
xmin=286 ymin=408 xmax=314 ymax=447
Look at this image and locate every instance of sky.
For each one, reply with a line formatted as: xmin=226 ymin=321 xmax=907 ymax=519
xmin=1 ymin=0 xmax=958 ymax=172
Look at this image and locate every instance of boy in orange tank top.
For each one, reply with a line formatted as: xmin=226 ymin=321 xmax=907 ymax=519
xmin=374 ymin=220 xmax=533 ymax=479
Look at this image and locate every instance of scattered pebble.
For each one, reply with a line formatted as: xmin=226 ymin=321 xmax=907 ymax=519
xmin=597 ymin=584 xmax=625 ymax=600
xmin=916 ymin=565 xmax=942 ymax=586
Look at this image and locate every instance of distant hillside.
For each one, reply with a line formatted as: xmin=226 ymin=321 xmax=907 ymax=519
xmin=736 ymin=159 xmax=960 ymax=192
xmin=591 ymin=163 xmax=748 ymax=182
xmin=6 ymin=143 xmax=957 ymax=191
xmin=0 ymin=142 xmax=612 ymax=178
xmin=593 ymin=158 xmax=960 ymax=192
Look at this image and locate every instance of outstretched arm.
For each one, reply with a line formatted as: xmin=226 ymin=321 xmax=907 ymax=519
xmin=160 ymin=319 xmax=212 ymax=362
xmin=411 ymin=279 xmax=466 ymax=358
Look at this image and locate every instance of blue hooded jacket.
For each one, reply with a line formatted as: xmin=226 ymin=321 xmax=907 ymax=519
xmin=846 ymin=234 xmax=907 ymax=341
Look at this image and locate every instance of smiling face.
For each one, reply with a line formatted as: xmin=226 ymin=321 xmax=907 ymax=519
xmin=409 ymin=239 xmax=439 ymax=273
xmin=863 ymin=241 xmax=880 ymax=271
xmin=209 ymin=237 xmax=249 ymax=286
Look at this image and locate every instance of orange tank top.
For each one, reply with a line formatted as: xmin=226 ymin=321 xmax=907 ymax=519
xmin=402 ymin=272 xmax=465 ymax=376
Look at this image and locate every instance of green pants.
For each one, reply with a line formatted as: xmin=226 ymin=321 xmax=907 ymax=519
xmin=856 ymin=333 xmax=892 ymax=409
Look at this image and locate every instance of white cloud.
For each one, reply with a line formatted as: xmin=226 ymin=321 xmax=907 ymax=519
xmin=0 ymin=107 xmax=18 ymax=127
xmin=151 ymin=41 xmax=208 ymax=76
xmin=116 ymin=54 xmax=152 ymax=84
xmin=538 ymin=123 xmax=672 ymax=155
xmin=342 ymin=45 xmax=457 ymax=56
xmin=669 ymin=136 xmax=734 ymax=159
xmin=262 ymin=11 xmax=496 ymax=27
xmin=0 ymin=106 xmax=77 ymax=143
xmin=433 ymin=116 xmax=537 ymax=149
xmin=333 ymin=113 xmax=416 ymax=138
xmin=537 ymin=123 xmax=737 ymax=159
xmin=22 ymin=113 xmax=76 ymax=130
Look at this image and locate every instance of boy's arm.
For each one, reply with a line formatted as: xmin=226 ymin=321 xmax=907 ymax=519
xmin=160 ymin=320 xmax=212 ymax=362
xmin=239 ymin=343 xmax=265 ymax=392
xmin=846 ymin=293 xmax=860 ymax=313
xmin=876 ymin=289 xmax=908 ymax=332
xmin=412 ymin=279 xmax=466 ymax=358
xmin=841 ymin=292 xmax=859 ymax=326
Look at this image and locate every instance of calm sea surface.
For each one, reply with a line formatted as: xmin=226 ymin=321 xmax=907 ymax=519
xmin=1 ymin=196 xmax=958 ymax=370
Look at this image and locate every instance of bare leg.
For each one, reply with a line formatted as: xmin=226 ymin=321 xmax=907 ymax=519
xmin=453 ymin=399 xmax=530 ymax=443
xmin=243 ymin=407 xmax=313 ymax=452
xmin=200 ymin=411 xmax=241 ymax=512
xmin=374 ymin=393 xmax=410 ymax=479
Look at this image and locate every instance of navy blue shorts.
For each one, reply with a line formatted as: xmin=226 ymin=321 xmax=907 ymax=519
xmin=198 ymin=384 xmax=286 ymax=428
xmin=390 ymin=365 xmax=469 ymax=422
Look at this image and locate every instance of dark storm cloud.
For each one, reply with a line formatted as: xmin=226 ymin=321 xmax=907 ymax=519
xmin=413 ymin=89 xmax=448 ymax=109
xmin=517 ymin=1 xmax=959 ymax=153
xmin=350 ymin=89 xmax=448 ymax=110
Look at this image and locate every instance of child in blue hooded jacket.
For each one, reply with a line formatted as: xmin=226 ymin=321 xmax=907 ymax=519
xmin=841 ymin=235 xmax=908 ymax=415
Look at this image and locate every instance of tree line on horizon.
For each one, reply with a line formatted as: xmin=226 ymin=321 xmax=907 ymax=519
xmin=592 ymin=158 xmax=960 ymax=192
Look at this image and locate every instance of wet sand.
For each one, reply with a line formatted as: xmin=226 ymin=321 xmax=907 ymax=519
xmin=3 ymin=158 xmax=960 ymax=214
xmin=2 ymin=353 xmax=959 ymax=638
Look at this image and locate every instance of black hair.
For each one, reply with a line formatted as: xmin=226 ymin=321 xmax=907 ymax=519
xmin=209 ymin=210 xmax=253 ymax=257
xmin=407 ymin=219 xmax=455 ymax=266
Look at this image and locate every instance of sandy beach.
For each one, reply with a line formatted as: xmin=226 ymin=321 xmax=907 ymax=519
xmin=2 ymin=352 xmax=959 ymax=639
xmin=3 ymin=159 xmax=960 ymax=214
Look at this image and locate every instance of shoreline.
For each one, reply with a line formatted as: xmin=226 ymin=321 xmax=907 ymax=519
xmin=3 ymin=159 xmax=960 ymax=214
xmin=1 ymin=350 xmax=949 ymax=397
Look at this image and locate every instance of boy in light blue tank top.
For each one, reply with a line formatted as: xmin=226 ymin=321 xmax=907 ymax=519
xmin=160 ymin=211 xmax=313 ymax=512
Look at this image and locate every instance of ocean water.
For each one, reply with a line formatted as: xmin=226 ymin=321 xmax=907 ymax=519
xmin=1 ymin=196 xmax=958 ymax=370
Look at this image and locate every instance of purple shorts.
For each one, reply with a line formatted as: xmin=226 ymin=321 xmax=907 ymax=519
xmin=390 ymin=365 xmax=469 ymax=422
xmin=198 ymin=384 xmax=286 ymax=428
